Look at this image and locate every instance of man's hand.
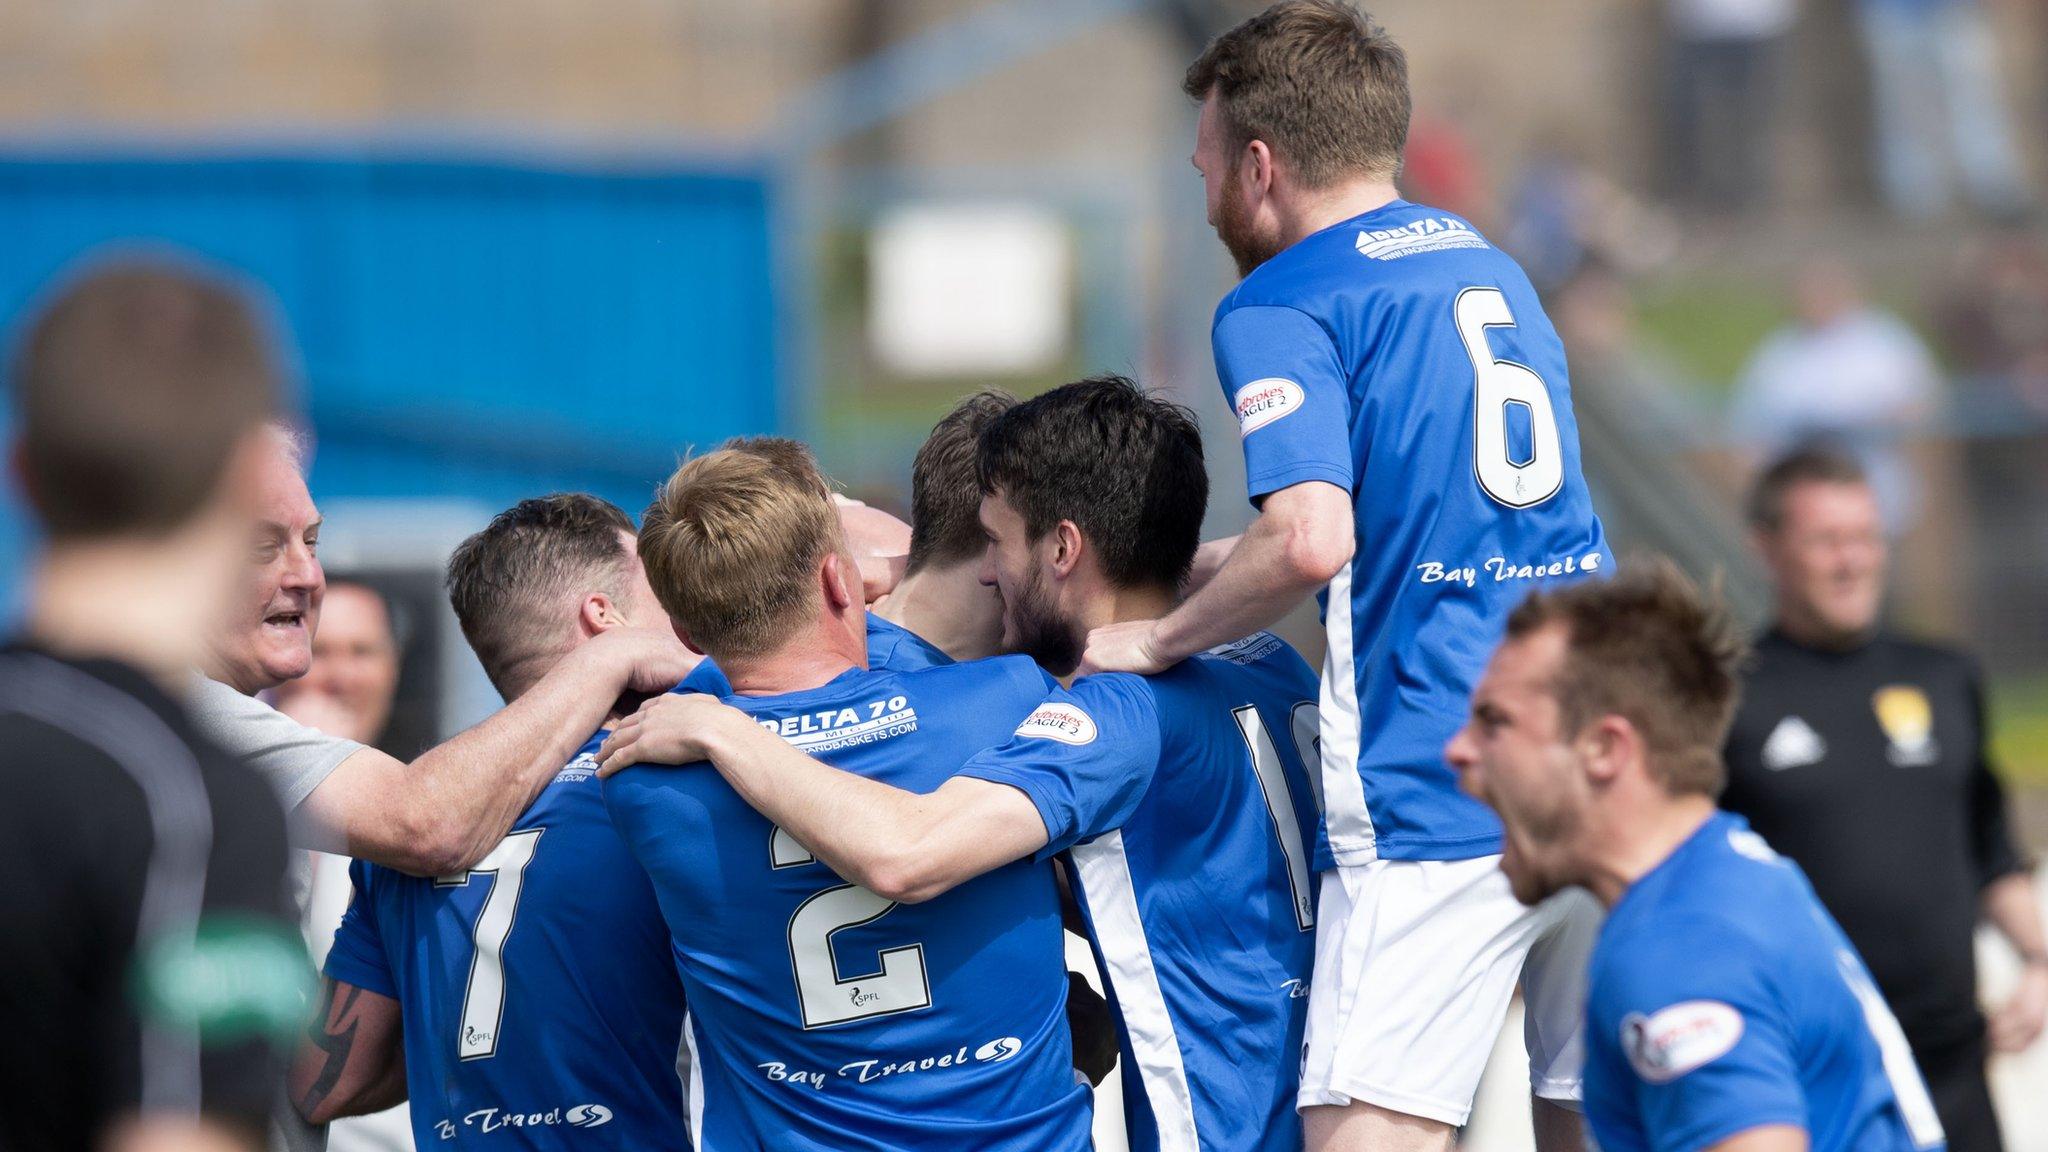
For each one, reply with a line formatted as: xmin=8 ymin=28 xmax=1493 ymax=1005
xmin=584 ymin=625 xmax=702 ymax=695
xmin=1077 ymin=619 xmax=1172 ymax=677
xmin=834 ymin=495 xmax=911 ymax=604
xmin=1990 ymin=963 xmax=2048 ymax=1053
xmin=596 ymin=692 xmax=750 ymax=777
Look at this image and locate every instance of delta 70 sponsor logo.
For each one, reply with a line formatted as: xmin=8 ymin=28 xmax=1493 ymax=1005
xmin=759 ymin=695 xmax=919 ymax=753
xmin=758 ymin=1035 xmax=1024 ymax=1092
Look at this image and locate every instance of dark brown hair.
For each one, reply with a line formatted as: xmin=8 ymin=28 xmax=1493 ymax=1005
xmin=446 ymin=494 xmax=636 ymax=698
xmin=907 ymin=390 xmax=1015 ymax=576
xmin=9 ymin=261 xmax=279 ymax=540
xmin=1183 ymin=0 xmax=1410 ymax=187
xmin=1505 ymin=560 xmax=1747 ymax=797
xmin=1745 ymin=444 xmax=1869 ymax=532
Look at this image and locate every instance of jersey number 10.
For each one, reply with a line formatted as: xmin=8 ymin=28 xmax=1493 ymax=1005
xmin=1455 ymin=287 xmax=1564 ymax=510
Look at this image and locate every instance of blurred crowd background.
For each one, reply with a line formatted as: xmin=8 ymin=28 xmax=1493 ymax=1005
xmin=3 ymin=0 xmax=2048 ymax=1146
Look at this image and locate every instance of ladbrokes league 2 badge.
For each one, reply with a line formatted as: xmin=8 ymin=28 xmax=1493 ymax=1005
xmin=1872 ymin=685 xmax=1938 ymax=767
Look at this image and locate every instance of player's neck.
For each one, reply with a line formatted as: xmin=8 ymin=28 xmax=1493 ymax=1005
xmin=1279 ymin=178 xmax=1402 ymax=249
xmin=873 ymin=563 xmax=1001 ymax=662
xmin=1581 ymin=793 xmax=1718 ymax=908
xmin=1078 ymin=582 xmax=1180 ymax=639
xmin=719 ymin=615 xmax=865 ymax=697
xmin=26 ymin=541 xmax=213 ymax=688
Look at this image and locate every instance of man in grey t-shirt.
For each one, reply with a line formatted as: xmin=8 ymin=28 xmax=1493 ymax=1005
xmin=191 ymin=427 xmax=696 ymax=880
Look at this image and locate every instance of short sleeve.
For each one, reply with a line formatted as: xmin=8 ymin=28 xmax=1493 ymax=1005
xmin=184 ymin=676 xmax=362 ymax=811
xmin=321 ymin=862 xmax=397 ymax=1000
xmin=1212 ymin=304 xmax=1354 ymax=503
xmin=1591 ymin=921 xmax=1806 ymax=1151
xmin=953 ymin=675 xmax=1161 ymax=861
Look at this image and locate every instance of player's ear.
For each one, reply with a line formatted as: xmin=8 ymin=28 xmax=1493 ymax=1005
xmin=1049 ymin=520 xmax=1085 ymax=579
xmin=1243 ymin=138 xmax=1275 ymax=198
xmin=1579 ymin=715 xmax=1633 ymax=785
xmin=820 ymin=550 xmax=859 ymax=613
xmin=579 ymin=592 xmax=621 ymax=638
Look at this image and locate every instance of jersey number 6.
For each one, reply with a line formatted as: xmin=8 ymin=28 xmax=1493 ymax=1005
xmin=1456 ymin=286 xmax=1564 ymax=509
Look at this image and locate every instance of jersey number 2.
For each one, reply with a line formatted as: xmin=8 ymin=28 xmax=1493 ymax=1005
xmin=435 ymin=828 xmax=543 ymax=1061
xmin=774 ymin=828 xmax=932 ymax=1029
xmin=1455 ymin=287 xmax=1563 ymax=509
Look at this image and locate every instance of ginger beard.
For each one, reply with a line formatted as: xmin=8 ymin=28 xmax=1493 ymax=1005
xmin=1217 ymin=162 xmax=1287 ymax=280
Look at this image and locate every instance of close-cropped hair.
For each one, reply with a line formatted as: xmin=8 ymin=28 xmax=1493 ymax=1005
xmin=908 ymin=390 xmax=1016 ymax=577
xmin=1183 ymin=0 xmax=1411 ymax=187
xmin=9 ymin=260 xmax=279 ymax=540
xmin=1745 ymin=444 xmax=1870 ymax=533
xmin=976 ymin=375 xmax=1207 ymax=591
xmin=1504 ymin=560 xmax=1748 ymax=798
xmin=445 ymin=493 xmax=636 ymax=698
xmin=639 ymin=442 xmax=842 ymax=661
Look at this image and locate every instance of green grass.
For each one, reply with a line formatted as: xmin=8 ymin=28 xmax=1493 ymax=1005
xmin=1632 ymin=274 xmax=1790 ymax=391
xmin=1992 ymin=675 xmax=2048 ymax=789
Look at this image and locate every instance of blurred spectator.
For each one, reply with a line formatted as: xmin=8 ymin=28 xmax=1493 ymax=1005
xmin=1661 ymin=0 xmax=1797 ymax=211
xmin=1507 ymin=136 xmax=1679 ymax=291
xmin=1729 ymin=258 xmax=1941 ymax=531
xmin=1932 ymin=230 xmax=2048 ymax=416
xmin=1856 ymin=0 xmax=2032 ymax=220
xmin=275 ymin=582 xmax=413 ymax=1152
xmin=0 ymin=263 xmax=301 ymax=1152
xmin=1401 ymin=112 xmax=1491 ymax=230
xmin=1722 ymin=447 xmax=2046 ymax=1152
xmin=1549 ymin=261 xmax=1706 ymax=443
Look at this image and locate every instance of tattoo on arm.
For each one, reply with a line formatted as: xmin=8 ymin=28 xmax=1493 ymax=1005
xmin=297 ymin=982 xmax=362 ymax=1118
xmin=290 ymin=979 xmax=405 ymax=1124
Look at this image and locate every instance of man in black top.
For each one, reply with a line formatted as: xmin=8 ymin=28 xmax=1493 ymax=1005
xmin=1722 ymin=446 xmax=2047 ymax=1152
xmin=0 ymin=262 xmax=305 ymax=1152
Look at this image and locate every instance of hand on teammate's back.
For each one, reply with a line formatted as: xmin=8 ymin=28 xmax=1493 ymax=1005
xmin=596 ymin=690 xmax=741 ymax=776
xmin=1075 ymin=618 xmax=1172 ymax=678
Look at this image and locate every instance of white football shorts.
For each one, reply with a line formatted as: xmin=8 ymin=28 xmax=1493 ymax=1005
xmin=1297 ymin=854 xmax=1599 ymax=1126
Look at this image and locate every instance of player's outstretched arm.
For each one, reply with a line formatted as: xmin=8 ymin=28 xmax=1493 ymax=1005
xmin=296 ymin=626 xmax=699 ymax=876
xmin=1079 ymin=480 xmax=1351 ymax=675
xmin=289 ymin=977 xmax=406 ymax=1126
xmin=597 ymin=693 xmax=1048 ymax=903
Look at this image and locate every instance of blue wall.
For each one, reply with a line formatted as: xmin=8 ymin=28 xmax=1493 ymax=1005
xmin=0 ymin=151 xmax=782 ymax=602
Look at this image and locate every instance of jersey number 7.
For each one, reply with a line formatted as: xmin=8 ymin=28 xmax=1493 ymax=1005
xmin=435 ymin=828 xmax=544 ymax=1061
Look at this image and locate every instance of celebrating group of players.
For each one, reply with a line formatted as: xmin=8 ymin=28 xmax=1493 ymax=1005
xmin=1 ymin=3 xmax=1966 ymax=1152
xmin=277 ymin=5 xmax=1961 ymax=1151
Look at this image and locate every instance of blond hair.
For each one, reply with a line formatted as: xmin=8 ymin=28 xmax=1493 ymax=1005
xmin=639 ymin=440 xmax=841 ymax=660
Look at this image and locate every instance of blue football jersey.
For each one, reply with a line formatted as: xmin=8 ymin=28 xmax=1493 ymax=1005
xmin=956 ymin=633 xmax=1321 ymax=1152
xmin=325 ymin=733 xmax=687 ymax=1148
xmin=1213 ymin=200 xmax=1610 ymax=864
xmin=678 ymin=613 xmax=951 ymax=697
xmin=1585 ymin=811 xmax=1946 ymax=1152
xmin=602 ymin=657 xmax=1093 ymax=1152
